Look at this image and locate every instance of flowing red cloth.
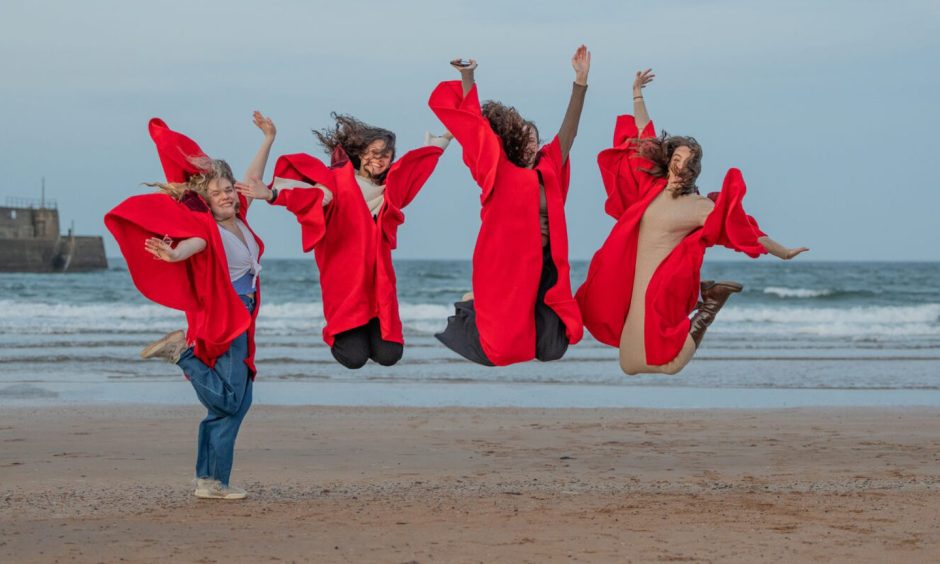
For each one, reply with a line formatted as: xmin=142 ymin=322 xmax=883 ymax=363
xmin=270 ymin=146 xmax=443 ymax=346
xmin=104 ymin=119 xmax=264 ymax=376
xmin=429 ymin=81 xmax=583 ymax=366
xmin=575 ymin=115 xmax=767 ymax=365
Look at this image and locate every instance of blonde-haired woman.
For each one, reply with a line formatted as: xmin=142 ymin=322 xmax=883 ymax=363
xmin=105 ymin=112 xmax=274 ymax=499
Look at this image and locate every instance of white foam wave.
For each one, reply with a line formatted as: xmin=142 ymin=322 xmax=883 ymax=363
xmin=0 ymin=300 xmax=451 ymax=335
xmin=715 ymin=304 xmax=940 ymax=337
xmin=763 ymin=287 xmax=834 ymax=299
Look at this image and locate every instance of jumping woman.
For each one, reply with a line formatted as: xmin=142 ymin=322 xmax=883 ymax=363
xmin=576 ymin=69 xmax=808 ymax=375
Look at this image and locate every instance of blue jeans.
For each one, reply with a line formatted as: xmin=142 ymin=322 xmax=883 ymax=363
xmin=177 ymin=294 xmax=255 ymax=486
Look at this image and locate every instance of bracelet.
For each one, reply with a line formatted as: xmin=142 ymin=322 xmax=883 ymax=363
xmin=267 ymin=188 xmax=278 ymax=203
xmin=633 ymin=96 xmax=644 ymax=100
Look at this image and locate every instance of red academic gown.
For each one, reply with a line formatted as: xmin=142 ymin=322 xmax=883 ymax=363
xmin=270 ymin=146 xmax=443 ymax=346
xmin=575 ymin=115 xmax=767 ymax=366
xmin=104 ymin=118 xmax=264 ymax=376
xmin=428 ymin=80 xmax=584 ymax=366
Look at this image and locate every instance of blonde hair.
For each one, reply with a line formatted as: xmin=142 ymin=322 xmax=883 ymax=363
xmin=146 ymin=158 xmax=235 ymax=201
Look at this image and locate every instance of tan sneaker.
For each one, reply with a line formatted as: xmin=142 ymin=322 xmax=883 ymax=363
xmin=140 ymin=330 xmax=187 ymax=363
xmin=194 ymin=478 xmax=220 ymax=498
xmin=194 ymin=479 xmax=248 ymax=500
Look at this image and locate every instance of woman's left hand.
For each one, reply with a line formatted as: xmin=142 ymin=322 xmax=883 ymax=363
xmin=571 ymin=44 xmax=590 ymax=86
xmin=782 ymin=246 xmax=810 ymax=260
xmin=144 ymin=236 xmax=178 ymax=262
xmin=236 ymin=176 xmax=272 ymax=201
xmin=252 ymin=111 xmax=276 ymax=140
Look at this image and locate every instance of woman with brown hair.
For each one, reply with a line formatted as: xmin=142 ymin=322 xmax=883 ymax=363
xmin=575 ymin=69 xmax=808 ymax=375
xmin=238 ymin=113 xmax=451 ymax=369
xmin=428 ymin=46 xmax=591 ymax=366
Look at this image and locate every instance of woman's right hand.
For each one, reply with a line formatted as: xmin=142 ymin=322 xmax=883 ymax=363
xmin=252 ymin=111 xmax=276 ymax=140
xmin=450 ymin=58 xmax=477 ymax=73
xmin=633 ymin=68 xmax=655 ymax=95
xmin=144 ymin=236 xmax=179 ymax=262
xmin=236 ymin=176 xmax=273 ymax=201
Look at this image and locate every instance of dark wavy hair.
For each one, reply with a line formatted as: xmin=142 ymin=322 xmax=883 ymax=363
xmin=313 ymin=113 xmax=396 ymax=183
xmin=481 ymin=101 xmax=539 ymax=168
xmin=634 ymin=132 xmax=703 ymax=197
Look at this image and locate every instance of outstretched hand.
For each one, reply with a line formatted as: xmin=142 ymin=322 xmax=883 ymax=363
xmin=633 ymin=68 xmax=655 ymax=95
xmin=450 ymin=58 xmax=477 ymax=72
xmin=144 ymin=236 xmax=177 ymax=262
xmin=236 ymin=176 xmax=272 ymax=201
xmin=782 ymin=246 xmax=810 ymax=260
xmin=252 ymin=111 xmax=276 ymax=139
xmin=571 ymin=45 xmax=591 ymax=86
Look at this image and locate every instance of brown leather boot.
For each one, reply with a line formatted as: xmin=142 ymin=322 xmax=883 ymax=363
xmin=690 ymin=281 xmax=743 ymax=348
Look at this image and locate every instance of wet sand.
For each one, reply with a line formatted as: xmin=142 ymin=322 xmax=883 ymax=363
xmin=2 ymin=405 xmax=939 ymax=563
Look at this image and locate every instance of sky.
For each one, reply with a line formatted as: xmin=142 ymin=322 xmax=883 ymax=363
xmin=1 ymin=0 xmax=938 ymax=261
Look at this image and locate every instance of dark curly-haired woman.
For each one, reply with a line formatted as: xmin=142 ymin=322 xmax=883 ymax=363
xmin=575 ymin=69 xmax=809 ymax=375
xmin=239 ymin=113 xmax=451 ymax=369
xmin=428 ymin=46 xmax=590 ymax=366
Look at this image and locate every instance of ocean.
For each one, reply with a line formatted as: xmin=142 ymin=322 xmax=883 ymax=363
xmin=2 ymin=259 xmax=939 ymax=408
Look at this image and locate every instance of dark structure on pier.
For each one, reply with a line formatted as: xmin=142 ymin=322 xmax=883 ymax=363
xmin=0 ymin=196 xmax=107 ymax=272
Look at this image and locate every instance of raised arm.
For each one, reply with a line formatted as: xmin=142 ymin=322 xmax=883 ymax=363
xmin=557 ymin=45 xmax=590 ymax=163
xmin=632 ymin=69 xmax=654 ymax=132
xmin=757 ymin=236 xmax=810 ymax=260
xmin=244 ymin=111 xmax=276 ymax=181
xmin=451 ymin=59 xmax=477 ymax=96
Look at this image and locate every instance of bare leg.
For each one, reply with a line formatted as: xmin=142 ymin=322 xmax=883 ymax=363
xmin=620 ymin=332 xmax=696 ymax=375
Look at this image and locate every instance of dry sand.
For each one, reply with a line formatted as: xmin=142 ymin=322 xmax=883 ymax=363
xmin=2 ymin=405 xmax=939 ymax=563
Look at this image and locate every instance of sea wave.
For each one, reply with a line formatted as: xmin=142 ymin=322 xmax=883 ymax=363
xmin=763 ymin=287 xmax=835 ymax=299
xmin=715 ymin=304 xmax=940 ymax=337
xmin=0 ymin=300 xmax=451 ymax=335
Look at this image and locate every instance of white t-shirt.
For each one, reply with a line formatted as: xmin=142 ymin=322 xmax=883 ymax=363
xmin=217 ymin=219 xmax=261 ymax=288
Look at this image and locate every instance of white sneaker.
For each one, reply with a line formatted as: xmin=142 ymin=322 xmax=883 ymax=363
xmin=140 ymin=330 xmax=187 ymax=363
xmin=194 ymin=479 xmax=248 ymax=500
xmin=194 ymin=478 xmax=219 ymax=498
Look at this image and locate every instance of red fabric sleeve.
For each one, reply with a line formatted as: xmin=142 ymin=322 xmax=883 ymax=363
xmin=597 ymin=116 xmax=657 ymax=219
xmin=383 ymin=146 xmax=445 ymax=210
xmin=104 ymin=193 xmax=250 ymax=364
xmin=380 ymin=145 xmax=444 ymax=249
xmin=702 ymin=168 xmax=769 ymax=257
xmin=535 ymin=136 xmax=572 ymax=202
xmin=428 ymin=81 xmax=503 ymax=201
xmin=148 ymin=118 xmax=209 ymax=183
xmin=269 ymin=153 xmax=333 ymax=252
xmin=104 ymin=194 xmax=211 ymax=311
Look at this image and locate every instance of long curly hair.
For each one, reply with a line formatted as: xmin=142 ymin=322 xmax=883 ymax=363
xmin=481 ymin=101 xmax=539 ymax=168
xmin=634 ymin=132 xmax=703 ymax=197
xmin=147 ymin=158 xmax=235 ymax=208
xmin=313 ymin=113 xmax=396 ymax=183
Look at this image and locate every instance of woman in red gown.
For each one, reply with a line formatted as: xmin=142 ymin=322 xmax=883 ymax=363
xmin=105 ymin=113 xmax=275 ymax=499
xmin=575 ymin=69 xmax=808 ymax=375
xmin=238 ymin=114 xmax=451 ymax=368
xmin=428 ymin=46 xmax=591 ymax=366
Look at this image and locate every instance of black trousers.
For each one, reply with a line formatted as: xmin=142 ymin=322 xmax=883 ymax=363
xmin=435 ymin=245 xmax=569 ymax=366
xmin=331 ymin=318 xmax=403 ymax=369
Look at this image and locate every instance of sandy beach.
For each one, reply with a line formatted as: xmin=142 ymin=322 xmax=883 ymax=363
xmin=2 ymin=405 xmax=939 ymax=563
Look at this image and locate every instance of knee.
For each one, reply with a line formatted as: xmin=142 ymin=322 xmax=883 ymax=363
xmin=619 ymin=360 xmax=642 ymax=376
xmin=332 ymin=347 xmax=369 ymax=370
xmin=536 ymin=343 xmax=567 ymax=362
xmin=660 ymin=364 xmax=684 ymax=376
xmin=371 ymin=344 xmax=403 ymax=367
